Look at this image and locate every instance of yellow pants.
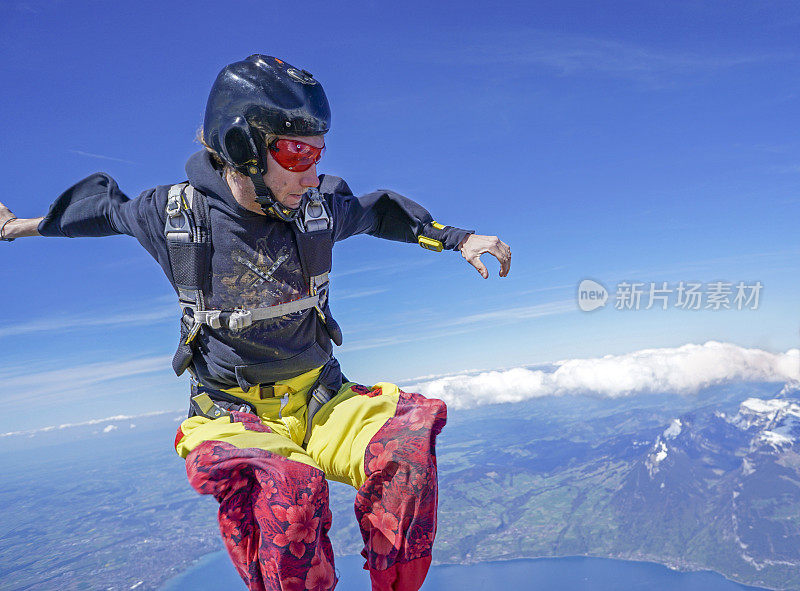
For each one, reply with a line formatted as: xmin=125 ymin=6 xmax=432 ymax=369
xmin=174 ymin=366 xmax=447 ymax=591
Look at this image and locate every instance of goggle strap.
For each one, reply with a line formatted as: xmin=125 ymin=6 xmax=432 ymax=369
xmin=249 ymin=170 xmax=269 ymax=197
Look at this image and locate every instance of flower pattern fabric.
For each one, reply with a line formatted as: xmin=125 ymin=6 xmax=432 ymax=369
xmin=180 ymin=385 xmax=446 ymax=591
xmin=354 ymin=388 xmax=448 ymax=579
xmin=186 ymin=441 xmax=336 ymax=591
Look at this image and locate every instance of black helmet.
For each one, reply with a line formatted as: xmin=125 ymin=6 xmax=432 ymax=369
xmin=203 ymin=54 xmax=330 ymax=211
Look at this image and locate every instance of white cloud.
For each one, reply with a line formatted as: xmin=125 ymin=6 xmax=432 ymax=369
xmin=405 ymin=342 xmax=800 ymax=410
xmin=331 ymin=259 xmax=435 ymax=279
xmin=0 ymin=409 xmax=181 ymax=438
xmin=336 ymin=288 xmax=390 ymax=300
xmin=443 ymin=300 xmax=574 ymax=327
xmin=340 ymin=300 xmax=573 ymax=353
xmin=102 ymin=424 xmax=118 ymax=433
xmin=0 ymin=306 xmax=175 ymax=338
xmin=0 ymin=355 xmax=173 ymax=402
xmin=69 ymin=149 xmax=138 ymax=165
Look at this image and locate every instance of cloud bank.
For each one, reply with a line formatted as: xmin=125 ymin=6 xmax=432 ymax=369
xmin=405 ymin=342 xmax=800 ymax=410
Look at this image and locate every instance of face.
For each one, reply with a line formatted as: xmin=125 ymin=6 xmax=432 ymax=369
xmin=263 ymin=135 xmax=324 ymax=210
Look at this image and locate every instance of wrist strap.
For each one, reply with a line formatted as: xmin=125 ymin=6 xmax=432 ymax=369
xmin=0 ymin=217 xmax=17 ymax=242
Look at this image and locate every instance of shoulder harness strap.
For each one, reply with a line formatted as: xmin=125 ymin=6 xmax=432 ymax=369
xmin=291 ymin=188 xmax=333 ymax=321
xmin=165 ymin=182 xmax=212 ymax=375
xmin=165 ymin=184 xmax=339 ymax=377
xmin=165 ymin=182 xmax=209 ymax=315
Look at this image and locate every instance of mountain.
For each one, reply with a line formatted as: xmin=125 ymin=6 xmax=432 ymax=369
xmin=2 ymin=381 xmax=798 ymax=590
xmin=423 ymin=383 xmax=800 ymax=590
xmin=609 ymin=394 xmax=800 ymax=588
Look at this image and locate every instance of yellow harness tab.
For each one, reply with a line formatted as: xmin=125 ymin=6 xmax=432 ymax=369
xmin=431 ymin=221 xmax=446 ymax=230
xmin=190 ymin=393 xmax=232 ymax=419
xmin=185 ymin=322 xmax=202 ymax=345
xmin=418 ymin=236 xmax=443 ymax=252
xmin=192 ymin=393 xmax=215 ymax=415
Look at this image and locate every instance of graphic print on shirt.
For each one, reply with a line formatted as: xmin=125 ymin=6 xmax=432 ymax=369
xmin=212 ymin=229 xmax=310 ymax=335
xmin=232 ymin=252 xmax=289 ymax=290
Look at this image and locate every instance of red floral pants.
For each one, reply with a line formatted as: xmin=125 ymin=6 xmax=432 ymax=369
xmin=176 ymin=380 xmax=447 ymax=591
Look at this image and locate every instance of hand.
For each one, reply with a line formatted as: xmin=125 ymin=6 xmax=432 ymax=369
xmin=459 ymin=234 xmax=511 ymax=279
xmin=0 ymin=201 xmax=17 ymax=240
xmin=0 ymin=201 xmax=15 ymax=226
xmin=0 ymin=201 xmax=43 ymax=240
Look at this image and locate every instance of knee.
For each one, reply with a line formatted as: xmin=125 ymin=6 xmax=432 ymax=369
xmin=364 ymin=441 xmax=437 ymax=493
xmin=399 ymin=392 xmax=448 ymax=441
xmin=261 ymin=465 xmax=334 ymax=563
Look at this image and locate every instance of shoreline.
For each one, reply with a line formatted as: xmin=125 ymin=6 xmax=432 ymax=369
xmin=430 ymin=554 xmax=773 ymax=591
xmin=159 ymin=550 xmax=770 ymax=591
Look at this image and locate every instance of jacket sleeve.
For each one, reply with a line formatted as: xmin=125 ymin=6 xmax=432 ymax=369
xmin=37 ymin=172 xmax=169 ymax=263
xmin=320 ymin=174 xmax=474 ymax=251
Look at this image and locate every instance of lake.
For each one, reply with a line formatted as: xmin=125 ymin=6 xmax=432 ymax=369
xmin=160 ymin=551 xmax=767 ymax=590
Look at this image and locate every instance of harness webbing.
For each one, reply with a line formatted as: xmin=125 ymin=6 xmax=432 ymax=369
xmin=164 ymin=183 xmax=338 ymax=377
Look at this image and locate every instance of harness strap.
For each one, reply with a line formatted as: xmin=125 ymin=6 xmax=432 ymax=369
xmin=167 ymin=182 xmax=340 ymax=377
xmin=166 ymin=182 xmax=209 ymax=376
xmin=303 ymin=382 xmax=334 ymax=446
xmin=191 ymin=294 xmax=323 ymax=332
xmin=188 ymin=379 xmax=334 ymax=447
xmin=188 ymin=383 xmax=256 ymax=419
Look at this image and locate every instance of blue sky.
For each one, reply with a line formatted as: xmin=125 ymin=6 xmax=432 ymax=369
xmin=1 ymin=0 xmax=799 ymax=432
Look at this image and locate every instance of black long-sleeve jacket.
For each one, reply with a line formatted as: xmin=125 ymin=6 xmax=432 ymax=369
xmin=38 ymin=150 xmax=472 ymax=390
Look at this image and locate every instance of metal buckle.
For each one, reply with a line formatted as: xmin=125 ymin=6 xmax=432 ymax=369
xmin=228 ymin=310 xmax=253 ymax=331
xmin=297 ymin=189 xmax=331 ymax=233
xmin=190 ymin=393 xmax=230 ymax=419
xmin=196 ymin=310 xmax=221 ymax=329
xmin=311 ymin=274 xmax=329 ymax=309
xmin=166 ymin=184 xmax=187 ymax=216
xmin=165 ymin=210 xmax=192 ymax=242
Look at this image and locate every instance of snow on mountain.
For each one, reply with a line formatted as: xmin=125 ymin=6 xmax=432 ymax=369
xmin=612 ymin=391 xmax=800 ymax=586
xmin=645 ymin=419 xmax=683 ymax=476
xmin=778 ymin=380 xmax=800 ymax=397
xmin=643 ymin=396 xmax=800 ymax=479
xmin=645 ymin=439 xmax=670 ymax=476
xmin=663 ymin=418 xmax=682 ymax=439
xmin=729 ymin=397 xmax=800 ymax=450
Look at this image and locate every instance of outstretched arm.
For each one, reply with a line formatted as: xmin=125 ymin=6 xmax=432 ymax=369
xmin=321 ymin=175 xmax=512 ymax=280
xmin=1 ymin=175 xmax=169 ymax=275
xmin=323 ymin=175 xmax=474 ymax=250
xmin=0 ymin=201 xmax=43 ymax=240
xmin=458 ymin=233 xmax=512 ymax=279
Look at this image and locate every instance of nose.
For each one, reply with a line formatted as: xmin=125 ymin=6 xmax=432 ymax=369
xmin=300 ymin=164 xmax=320 ymax=189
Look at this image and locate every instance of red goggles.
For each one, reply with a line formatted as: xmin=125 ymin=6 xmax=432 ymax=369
xmin=268 ymin=139 xmax=325 ymax=172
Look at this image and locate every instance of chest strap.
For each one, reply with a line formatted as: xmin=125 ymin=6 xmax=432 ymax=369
xmin=192 ymin=280 xmax=326 ymax=332
xmin=166 ymin=183 xmax=338 ymax=375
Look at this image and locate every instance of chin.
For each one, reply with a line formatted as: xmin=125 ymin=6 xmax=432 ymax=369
xmin=281 ymin=195 xmax=302 ymax=208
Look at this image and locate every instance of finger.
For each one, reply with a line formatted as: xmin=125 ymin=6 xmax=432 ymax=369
xmin=469 ymin=255 xmax=489 ymax=279
xmin=499 ymin=254 xmax=510 ymax=277
xmin=487 ymin=243 xmax=511 ymax=277
xmin=497 ymin=240 xmax=511 ymax=277
xmin=497 ymin=240 xmax=511 ymax=258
